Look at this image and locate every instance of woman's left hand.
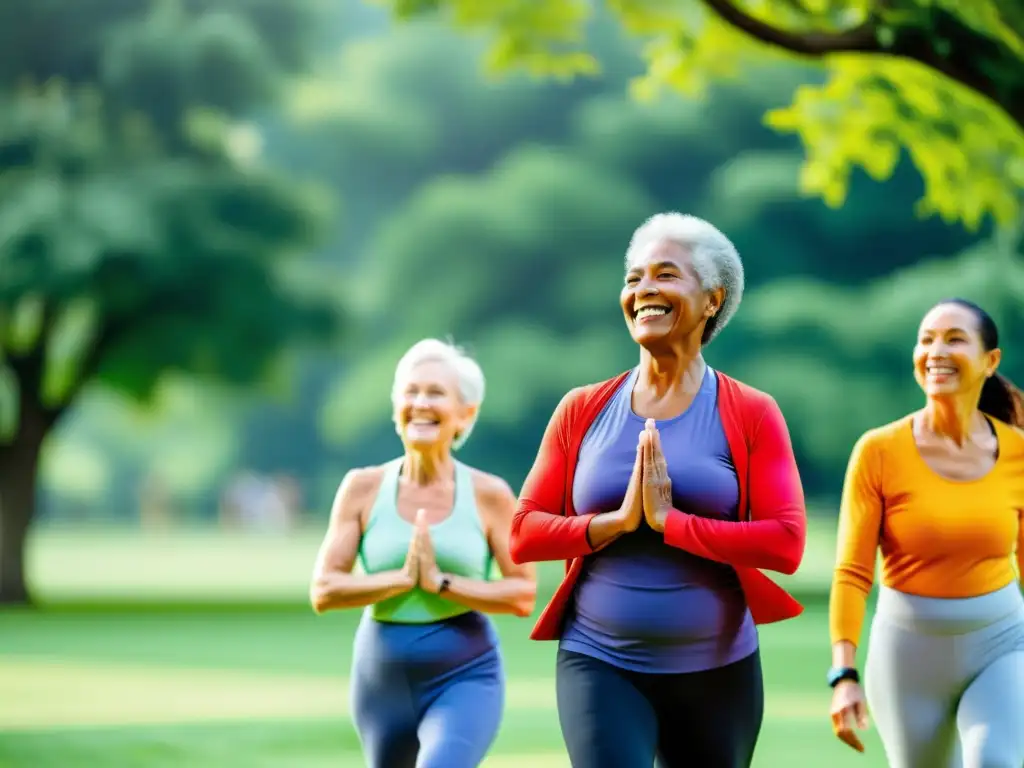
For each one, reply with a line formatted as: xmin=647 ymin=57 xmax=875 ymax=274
xmin=414 ymin=509 xmax=444 ymax=593
xmin=641 ymin=419 xmax=673 ymax=532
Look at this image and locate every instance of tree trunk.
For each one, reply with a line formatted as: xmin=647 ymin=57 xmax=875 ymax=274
xmin=0 ymin=433 xmax=44 ymax=606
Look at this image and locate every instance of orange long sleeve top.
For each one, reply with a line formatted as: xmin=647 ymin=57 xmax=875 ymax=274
xmin=829 ymin=415 xmax=1024 ymax=646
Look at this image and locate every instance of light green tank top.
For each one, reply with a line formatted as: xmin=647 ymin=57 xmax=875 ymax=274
xmin=358 ymin=458 xmax=493 ymax=623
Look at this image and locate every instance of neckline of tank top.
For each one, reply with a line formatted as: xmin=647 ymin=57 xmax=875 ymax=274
xmin=388 ymin=457 xmax=472 ymax=529
xmin=625 ymin=364 xmax=715 ymax=426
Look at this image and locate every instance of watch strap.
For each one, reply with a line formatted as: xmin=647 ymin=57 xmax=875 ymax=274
xmin=827 ymin=666 xmax=860 ymax=688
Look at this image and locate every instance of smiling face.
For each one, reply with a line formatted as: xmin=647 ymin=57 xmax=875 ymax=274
xmin=621 ymin=238 xmax=723 ymax=349
xmin=913 ymin=303 xmax=1001 ymax=400
xmin=393 ymin=359 xmax=476 ymax=450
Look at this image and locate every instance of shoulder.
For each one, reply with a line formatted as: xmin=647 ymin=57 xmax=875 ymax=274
xmin=858 ymin=417 xmax=910 ymax=448
xmin=848 ymin=417 xmax=911 ymax=467
xmin=713 ymin=372 xmax=784 ymax=435
xmin=334 ymin=464 xmax=390 ymax=506
xmin=715 ymin=372 xmax=776 ymax=411
xmin=561 ymin=372 xmax=631 ymax=408
xmin=994 ymin=420 xmax=1024 ymax=456
xmin=551 ymin=371 xmax=632 ymax=421
xmin=467 ymin=466 xmax=517 ymax=511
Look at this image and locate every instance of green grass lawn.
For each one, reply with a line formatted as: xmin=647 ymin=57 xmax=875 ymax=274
xmin=0 ymin=523 xmax=886 ymax=767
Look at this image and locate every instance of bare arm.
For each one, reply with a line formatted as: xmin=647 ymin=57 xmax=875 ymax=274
xmin=587 ymin=511 xmax=633 ymax=551
xmin=310 ymin=468 xmax=414 ymax=614
xmin=423 ymin=473 xmax=538 ymax=617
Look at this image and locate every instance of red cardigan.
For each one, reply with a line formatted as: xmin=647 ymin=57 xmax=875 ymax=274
xmin=510 ymin=369 xmax=807 ymax=641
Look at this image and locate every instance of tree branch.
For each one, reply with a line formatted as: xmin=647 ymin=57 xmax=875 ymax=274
xmin=699 ymin=0 xmax=1024 ymax=129
xmin=699 ymin=0 xmax=879 ymax=54
xmin=41 ymin=313 xmax=137 ymax=426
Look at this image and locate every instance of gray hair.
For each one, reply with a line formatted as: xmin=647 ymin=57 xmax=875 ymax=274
xmin=392 ymin=338 xmax=485 ymax=450
xmin=625 ymin=212 xmax=745 ymax=344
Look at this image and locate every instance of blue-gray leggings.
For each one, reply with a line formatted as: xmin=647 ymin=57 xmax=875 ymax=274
xmin=350 ymin=611 xmax=504 ymax=768
xmin=865 ymin=582 xmax=1024 ymax=768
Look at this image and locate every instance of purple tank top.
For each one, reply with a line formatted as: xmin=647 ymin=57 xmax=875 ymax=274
xmin=560 ymin=366 xmax=758 ymax=673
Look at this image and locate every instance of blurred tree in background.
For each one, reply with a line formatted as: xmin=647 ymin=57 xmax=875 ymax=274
xmin=0 ymin=0 xmax=338 ymax=604
xmin=376 ymin=0 xmax=1024 ymax=231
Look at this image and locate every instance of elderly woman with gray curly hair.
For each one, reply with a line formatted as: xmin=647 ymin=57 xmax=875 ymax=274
xmin=508 ymin=213 xmax=809 ymax=767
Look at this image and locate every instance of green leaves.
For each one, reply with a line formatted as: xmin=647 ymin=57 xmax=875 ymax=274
xmin=371 ymin=0 xmax=598 ymax=78
xmin=373 ymin=0 xmax=1024 ymax=230
xmin=766 ymin=56 xmax=1024 ymax=229
xmin=0 ymin=1 xmax=338 ymax=437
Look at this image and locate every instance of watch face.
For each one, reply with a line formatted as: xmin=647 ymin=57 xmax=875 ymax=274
xmin=828 ymin=668 xmax=857 ymax=686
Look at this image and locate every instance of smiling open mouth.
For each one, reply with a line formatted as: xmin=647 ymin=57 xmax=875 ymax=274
xmin=634 ymin=306 xmax=670 ymax=321
xmin=926 ymin=365 xmax=957 ymax=376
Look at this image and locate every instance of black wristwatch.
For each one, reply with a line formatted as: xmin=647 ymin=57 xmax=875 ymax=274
xmin=437 ymin=576 xmax=451 ymax=595
xmin=826 ymin=666 xmax=860 ymax=688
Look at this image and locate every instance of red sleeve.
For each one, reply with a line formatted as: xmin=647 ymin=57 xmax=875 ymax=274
xmin=663 ymin=396 xmax=806 ymax=574
xmin=509 ymin=390 xmax=596 ymax=564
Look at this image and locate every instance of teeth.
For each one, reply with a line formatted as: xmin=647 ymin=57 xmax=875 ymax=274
xmin=410 ymin=418 xmax=437 ymax=425
xmin=927 ymin=366 xmax=956 ymax=375
xmin=636 ymin=307 xmax=670 ymax=320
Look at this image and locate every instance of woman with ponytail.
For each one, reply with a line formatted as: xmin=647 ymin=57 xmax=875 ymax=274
xmin=827 ymin=298 xmax=1024 ymax=767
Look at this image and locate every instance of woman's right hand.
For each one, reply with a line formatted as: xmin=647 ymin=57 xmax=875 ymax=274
xmin=616 ymin=434 xmax=645 ymax=533
xmin=830 ymin=680 xmax=869 ymax=752
xmin=400 ymin=527 xmax=419 ymax=590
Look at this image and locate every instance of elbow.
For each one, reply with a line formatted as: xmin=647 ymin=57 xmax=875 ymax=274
xmin=508 ymin=540 xmax=532 ymax=566
xmin=511 ymin=593 xmax=536 ymax=618
xmin=507 ymin=521 xmax=534 ymax=565
xmin=513 ymin=582 xmax=538 ymax=617
xmin=775 ymin=518 xmax=807 ymax=575
xmin=777 ymin=542 xmax=805 ymax=576
xmin=508 ymin=535 xmax=525 ymax=565
xmin=775 ymin=551 xmax=802 ymax=576
xmin=310 ymin=593 xmax=327 ymax=615
xmin=309 ymin=579 xmax=331 ymax=615
xmin=512 ymin=601 xmax=535 ymax=618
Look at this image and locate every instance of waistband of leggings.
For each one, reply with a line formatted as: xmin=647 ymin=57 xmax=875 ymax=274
xmin=875 ymin=582 xmax=1024 ymax=636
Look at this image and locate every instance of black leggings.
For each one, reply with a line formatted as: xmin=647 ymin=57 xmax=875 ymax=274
xmin=555 ymin=648 xmax=764 ymax=768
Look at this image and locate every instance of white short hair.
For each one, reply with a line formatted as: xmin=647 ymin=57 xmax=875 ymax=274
xmin=392 ymin=338 xmax=485 ymax=450
xmin=625 ymin=213 xmax=745 ymax=344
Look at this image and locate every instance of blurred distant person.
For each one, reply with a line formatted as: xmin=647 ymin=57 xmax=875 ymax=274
xmin=221 ymin=471 xmax=296 ymax=533
xmin=309 ymin=339 xmax=536 ymax=768
xmin=139 ymin=472 xmax=175 ymax=532
xmin=509 ymin=213 xmax=807 ymax=768
xmin=828 ymin=299 xmax=1024 ymax=767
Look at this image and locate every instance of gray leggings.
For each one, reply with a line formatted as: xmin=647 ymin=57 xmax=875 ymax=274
xmin=865 ymin=582 xmax=1024 ymax=768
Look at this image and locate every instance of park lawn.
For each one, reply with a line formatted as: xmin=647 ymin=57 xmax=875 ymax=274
xmin=0 ymin=523 xmax=886 ymax=767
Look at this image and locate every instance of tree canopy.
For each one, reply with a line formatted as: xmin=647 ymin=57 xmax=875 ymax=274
xmin=375 ymin=0 xmax=1024 ymax=230
xmin=0 ymin=0 xmax=338 ymax=603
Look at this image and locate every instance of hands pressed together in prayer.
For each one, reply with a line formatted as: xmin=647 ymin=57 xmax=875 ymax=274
xmin=401 ymin=508 xmax=446 ymax=594
xmin=617 ymin=418 xmax=674 ymax=534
